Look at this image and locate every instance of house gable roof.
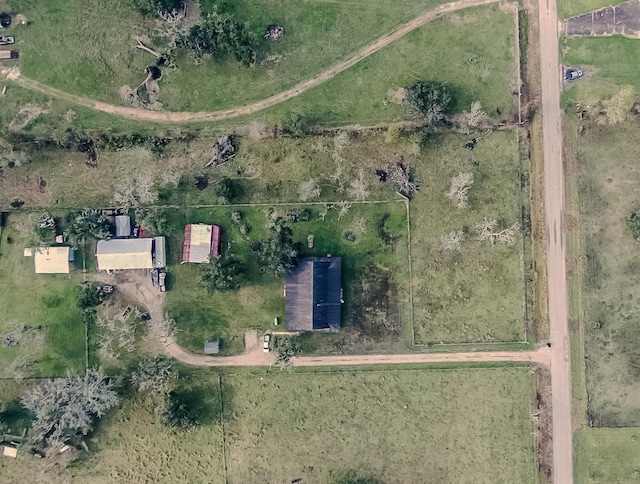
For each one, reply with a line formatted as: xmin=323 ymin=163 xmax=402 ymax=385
xmin=285 ymin=257 xmax=342 ymax=332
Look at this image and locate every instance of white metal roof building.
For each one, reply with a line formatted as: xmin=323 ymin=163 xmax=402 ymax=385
xmin=96 ymin=237 xmax=166 ymax=271
xmin=34 ymin=246 xmax=73 ymax=274
xmin=115 ymin=215 xmax=131 ymax=238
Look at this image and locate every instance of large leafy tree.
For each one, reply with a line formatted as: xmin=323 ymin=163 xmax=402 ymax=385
xmin=180 ymin=10 xmax=257 ymax=64
xmin=405 ymin=80 xmax=452 ymax=125
xmin=65 ymin=209 xmax=112 ymax=246
xmin=199 ymin=251 xmax=244 ymax=292
xmin=256 ymin=217 xmax=299 ymax=276
xmin=21 ymin=369 xmax=118 ymax=449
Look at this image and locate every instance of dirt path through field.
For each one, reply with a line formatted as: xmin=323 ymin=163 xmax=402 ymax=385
xmin=10 ymin=0 xmax=503 ymax=123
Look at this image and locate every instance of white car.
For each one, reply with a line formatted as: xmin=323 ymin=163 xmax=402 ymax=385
xmin=263 ymin=334 xmax=271 ymax=353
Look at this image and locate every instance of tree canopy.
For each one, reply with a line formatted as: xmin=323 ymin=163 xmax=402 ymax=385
xmin=65 ymin=209 xmax=112 ymax=246
xmin=21 ymin=369 xmax=118 ymax=449
xmin=199 ymin=251 xmax=244 ymax=292
xmin=405 ymin=80 xmax=452 ymax=125
xmin=256 ymin=217 xmax=299 ymax=276
xmin=179 ymin=10 xmax=257 ymax=64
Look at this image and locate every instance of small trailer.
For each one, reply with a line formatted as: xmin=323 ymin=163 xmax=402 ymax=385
xmin=0 ymin=36 xmax=14 ymax=45
xmin=0 ymin=50 xmax=18 ymax=60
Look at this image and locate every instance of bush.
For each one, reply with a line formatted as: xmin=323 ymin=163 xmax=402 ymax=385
xmin=405 ymin=80 xmax=452 ymax=125
xmin=179 ymin=9 xmax=257 ymax=64
xmin=65 ymin=209 xmax=112 ymax=246
xmin=626 ymin=212 xmax=640 ymax=240
xmin=134 ymin=0 xmax=183 ymax=16
xmin=199 ymin=251 xmax=244 ymax=292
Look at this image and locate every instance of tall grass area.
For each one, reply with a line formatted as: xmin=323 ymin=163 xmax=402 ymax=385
xmin=410 ymin=130 xmax=525 ymax=344
xmin=163 ymin=202 xmax=409 ymax=355
xmin=574 ymin=428 xmax=640 ymax=483
xmin=562 ymin=36 xmax=640 ymax=107
xmin=224 ymin=367 xmax=537 ymax=483
xmin=575 ymin=123 xmax=640 ymax=426
xmin=0 ymin=215 xmax=85 ymax=377
xmin=11 ymin=0 xmax=449 ymax=109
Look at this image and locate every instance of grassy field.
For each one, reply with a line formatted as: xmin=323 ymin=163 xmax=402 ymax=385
xmin=0 ymin=214 xmax=86 ymax=377
xmin=3 ymin=1 xmax=516 ymax=127
xmin=559 ymin=0 xmax=627 ymax=19
xmin=562 ymin=36 xmax=640 ymax=108
xmin=238 ymin=4 xmax=517 ymax=127
xmin=574 ymin=428 xmax=640 ymax=483
xmin=575 ymin=123 xmax=640 ymax=427
xmin=223 ymin=367 xmax=537 ymax=483
xmin=0 ymin=367 xmax=537 ymax=483
xmin=10 ymin=0 xmax=447 ymax=109
xmin=410 ymin=130 xmax=526 ymax=344
xmin=163 ymin=202 xmax=410 ymax=355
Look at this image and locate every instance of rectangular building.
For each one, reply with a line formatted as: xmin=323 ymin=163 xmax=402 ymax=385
xmin=96 ymin=237 xmax=166 ymax=271
xmin=285 ymin=256 xmax=342 ymax=332
xmin=34 ymin=246 xmax=73 ymax=274
xmin=182 ymin=224 xmax=221 ymax=263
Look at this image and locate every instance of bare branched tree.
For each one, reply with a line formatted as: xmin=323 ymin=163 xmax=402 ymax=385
xmin=445 ymin=172 xmax=474 ymax=209
xmin=474 ymin=218 xmax=520 ymax=246
xmin=440 ymin=230 xmax=465 ymax=251
xmin=113 ymin=172 xmax=158 ymax=209
xmin=317 ymin=204 xmax=329 ymax=222
xmin=155 ymin=9 xmax=187 ymax=49
xmin=96 ymin=306 xmax=140 ymax=363
xmin=387 ymin=163 xmax=419 ymax=199
xmin=598 ymin=85 xmax=638 ymax=126
xmin=298 ymin=178 xmax=321 ymax=201
xmin=351 ymin=217 xmax=367 ymax=234
xmin=460 ymin=101 xmax=487 ymax=132
xmin=21 ymin=369 xmax=118 ymax=450
xmin=131 ymin=357 xmax=174 ymax=394
xmin=347 ymin=169 xmax=369 ymax=201
xmin=332 ymin=201 xmax=353 ymax=220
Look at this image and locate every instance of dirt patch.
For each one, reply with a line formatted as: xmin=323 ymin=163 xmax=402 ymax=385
xmin=387 ymin=87 xmax=407 ymax=105
xmin=565 ymin=0 xmax=640 ymax=38
xmin=8 ymin=104 xmax=45 ymax=132
xmin=236 ymin=121 xmax=271 ymax=140
xmin=350 ymin=266 xmax=402 ymax=342
xmin=534 ymin=367 xmax=553 ymax=483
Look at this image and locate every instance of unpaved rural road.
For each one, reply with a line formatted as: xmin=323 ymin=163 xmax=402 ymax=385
xmin=538 ymin=0 xmax=574 ymax=481
xmin=10 ymin=0 xmax=504 ymax=123
xmin=166 ymin=338 xmax=551 ymax=367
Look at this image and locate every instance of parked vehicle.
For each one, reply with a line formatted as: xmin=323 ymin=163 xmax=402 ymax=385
xmin=263 ymin=334 xmax=271 ymax=353
xmin=0 ymin=36 xmax=14 ymax=45
xmin=151 ymin=268 xmax=159 ymax=287
xmin=564 ymin=68 xmax=583 ymax=81
xmin=158 ymin=271 xmax=166 ymax=292
xmin=0 ymin=50 xmax=18 ymax=60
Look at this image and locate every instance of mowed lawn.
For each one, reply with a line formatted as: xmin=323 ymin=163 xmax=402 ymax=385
xmin=0 ymin=214 xmax=85 ymax=377
xmin=223 ymin=367 xmax=538 ymax=483
xmin=410 ymin=130 xmax=525 ymax=344
xmin=164 ymin=202 xmax=409 ymax=355
xmin=575 ymin=123 xmax=640 ymax=426
xmin=574 ymin=428 xmax=640 ymax=483
xmin=562 ymin=36 xmax=640 ymax=106
xmin=11 ymin=0 xmax=448 ymax=110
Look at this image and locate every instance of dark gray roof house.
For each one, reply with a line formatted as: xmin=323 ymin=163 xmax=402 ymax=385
xmin=285 ymin=256 xmax=342 ymax=332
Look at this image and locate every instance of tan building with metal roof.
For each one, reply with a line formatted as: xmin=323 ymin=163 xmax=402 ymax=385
xmin=96 ymin=237 xmax=166 ymax=271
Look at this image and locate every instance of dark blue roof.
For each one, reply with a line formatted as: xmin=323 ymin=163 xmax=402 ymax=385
xmin=285 ymin=257 xmax=342 ymax=332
